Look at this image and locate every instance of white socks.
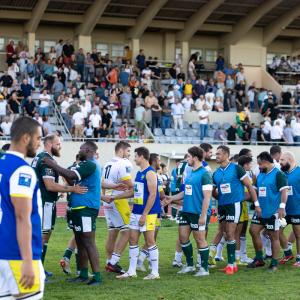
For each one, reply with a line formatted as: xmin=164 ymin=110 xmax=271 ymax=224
xmin=235 ymin=250 xmax=241 ymax=261
xmin=266 ymin=239 xmax=272 ymax=256
xmin=110 ymin=252 xmax=121 ymax=265
xmin=216 ymin=236 xmax=226 ymax=257
xmin=261 ymin=234 xmax=272 ymax=256
xmin=240 ymin=237 xmax=247 ymax=260
xmin=128 ymin=245 xmax=139 ymax=275
xmin=197 ymin=253 xmax=201 ymax=264
xmin=149 ymin=245 xmax=159 ymax=276
xmin=175 ymin=251 xmax=182 ymax=262
xmin=138 ymin=249 xmax=149 ymax=262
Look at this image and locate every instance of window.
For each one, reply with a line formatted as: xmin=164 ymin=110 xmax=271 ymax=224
xmin=206 ymin=49 xmax=217 ymax=62
xmin=96 ymin=43 xmax=108 ymax=56
xmin=267 ymin=53 xmax=277 ymax=65
xmin=35 ymin=40 xmax=40 ymax=47
xmin=112 ymin=44 xmax=123 ymax=57
xmin=0 ymin=38 xmax=5 ymax=51
xmin=175 ymin=48 xmax=181 ymax=59
xmin=44 ymin=40 xmax=56 ymax=53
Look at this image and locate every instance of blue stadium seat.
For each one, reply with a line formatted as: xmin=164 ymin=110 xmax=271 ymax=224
xmin=154 ymin=128 xmax=163 ymax=136
xmin=222 ymin=122 xmax=230 ymax=130
xmin=186 ymin=129 xmax=195 ymax=137
xmin=175 ymin=129 xmax=186 ymax=137
xmin=212 ymin=122 xmax=220 ymax=130
xmin=183 ymin=121 xmax=190 ymax=129
xmin=192 ymin=122 xmax=199 ymax=130
xmin=165 ymin=128 xmax=175 ymax=136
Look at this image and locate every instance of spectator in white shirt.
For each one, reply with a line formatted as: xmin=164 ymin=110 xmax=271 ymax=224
xmin=141 ymin=74 xmax=152 ymax=91
xmin=89 ymin=108 xmax=102 ymax=137
xmin=39 ymin=89 xmax=51 ymax=119
xmin=0 ymin=95 xmax=7 ymax=123
xmin=198 ymin=104 xmax=209 ymax=140
xmin=215 ymin=86 xmax=225 ymax=103
xmin=33 ymin=112 xmax=43 ymax=125
xmin=171 ymin=98 xmax=184 ymax=130
xmin=235 ymin=68 xmax=245 ymax=84
xmin=247 ymin=86 xmax=256 ymax=111
xmin=181 ymin=94 xmax=194 ymax=112
xmin=205 ymin=89 xmax=215 ymax=112
xmin=188 ymin=58 xmax=196 ymax=79
xmin=168 ymin=85 xmax=175 ymax=104
xmin=72 ymin=107 xmax=85 ymax=141
xmin=271 ymin=121 xmax=287 ymax=144
xmin=194 ymin=95 xmax=206 ymax=112
xmin=0 ymin=116 xmax=12 ymax=136
xmin=274 ymin=114 xmax=286 ymax=130
xmin=268 ymin=57 xmax=281 ymax=77
xmin=176 ymin=54 xmax=182 ymax=74
xmin=80 ymin=99 xmax=89 ymax=125
xmin=263 ymin=117 xmax=272 ymax=141
xmin=85 ymin=95 xmax=92 ymax=114
xmin=293 ymin=118 xmax=300 ymax=144
xmin=108 ymin=105 xmax=118 ymax=138
xmin=59 ymin=95 xmax=71 ymax=129
xmin=55 ymin=39 xmax=64 ymax=58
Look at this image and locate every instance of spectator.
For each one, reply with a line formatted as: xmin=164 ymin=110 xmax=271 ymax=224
xmin=90 ymin=76 xmax=101 ymax=91
xmin=177 ymin=68 xmax=185 ymax=82
xmin=175 ymin=54 xmax=182 ymax=74
xmin=106 ymin=65 xmax=118 ymax=87
xmin=183 ymin=79 xmax=193 ymax=97
xmin=7 ymin=65 xmax=16 ymax=82
xmin=141 ymin=83 xmax=149 ymax=99
xmin=119 ymin=121 xmax=128 ymax=139
xmin=68 ymin=54 xmax=78 ymax=81
xmin=63 ymin=39 xmax=74 ymax=64
xmin=51 ymin=77 xmax=64 ymax=104
xmin=42 ymin=116 xmax=52 ymax=136
xmin=108 ymin=104 xmax=117 ymax=138
xmin=271 ymin=121 xmax=287 ymax=144
xmin=6 ymin=41 xmax=14 ymax=58
xmin=89 ymin=108 xmax=102 ymax=137
xmin=104 ymin=60 xmax=112 ymax=88
xmin=97 ymin=123 xmax=109 ymax=142
xmin=188 ymin=58 xmax=196 ymax=78
xmin=59 ymin=95 xmax=71 ymax=129
xmin=120 ymin=86 xmax=131 ymax=123
xmin=158 ymin=90 xmax=167 ymax=106
xmin=44 ymin=59 xmax=54 ymax=86
xmin=171 ymin=98 xmax=184 ymax=130
xmin=151 ymin=99 xmax=162 ymax=132
xmin=216 ymin=86 xmax=225 ymax=104
xmin=226 ymin=123 xmax=242 ymax=144
xmin=1 ymin=87 xmax=9 ymax=101
xmin=281 ymin=88 xmax=292 ymax=106
xmin=225 ymin=74 xmax=234 ymax=90
xmin=258 ymin=88 xmax=267 ymax=110
xmin=127 ymin=130 xmax=137 ymax=142
xmin=205 ymin=88 xmax=215 ymax=111
xmin=102 ymin=107 xmax=113 ymax=137
xmin=136 ymin=49 xmax=146 ymax=71
xmin=72 ymin=107 xmax=84 ymax=141
xmin=123 ymin=46 xmax=132 ymax=64
xmin=21 ymin=79 xmax=35 ymax=104
xmin=235 ymin=90 xmax=244 ymax=111
xmin=224 ymin=89 xmax=231 ymax=112
xmin=94 ymin=53 xmax=104 ymax=81
xmin=134 ymin=100 xmax=145 ymax=137
xmin=261 ymin=96 xmax=273 ymax=117
xmin=274 ymin=113 xmax=286 ymax=130
xmin=173 ymin=84 xmax=182 ymax=102
xmin=167 ymin=85 xmax=175 ymax=104
xmin=256 ymin=122 xmax=268 ymax=144
xmin=0 ymin=71 xmax=13 ymax=91
xmin=222 ymin=63 xmax=233 ymax=79
xmin=214 ymin=54 xmax=225 ymax=79
xmin=7 ymin=53 xmax=18 ymax=69
xmin=23 ymin=96 xmax=36 ymax=117
xmin=0 ymin=95 xmax=7 ymax=122
xmin=112 ymin=57 xmax=122 ymax=71
xmin=206 ymin=81 xmax=217 ymax=94
xmin=84 ymin=52 xmax=94 ymax=86
xmin=234 ymin=80 xmax=245 ymax=98
xmin=84 ymin=121 xmax=94 ymax=138
xmin=142 ymin=74 xmax=152 ymax=91
xmin=181 ymin=94 xmax=194 ymax=112
xmin=38 ymin=89 xmax=50 ymax=119
xmin=33 ymin=112 xmax=43 ymax=125
xmin=80 ymin=99 xmax=89 ymax=126
xmin=283 ymin=123 xmax=294 ymax=145
xmin=14 ymin=41 xmax=23 ymax=56
xmin=246 ymin=86 xmax=256 ymax=112
xmin=75 ymin=48 xmax=85 ymax=81
xmin=25 ymin=58 xmax=37 ymax=87
xmin=19 ymin=46 xmax=29 ymax=58
xmin=18 ymin=53 xmax=29 ymax=83
xmin=152 ymin=62 xmax=162 ymax=97
xmin=8 ymin=93 xmax=20 ymax=122
xmin=119 ymin=67 xmax=130 ymax=87
xmin=236 ymin=68 xmax=245 ymax=84
xmin=94 ymin=82 xmax=105 ymax=100
xmin=35 ymin=47 xmax=45 ymax=71
xmin=214 ymin=125 xmax=228 ymax=142
xmin=145 ymin=91 xmax=156 ymax=110
xmin=55 ymin=39 xmax=64 ymax=58
xmin=192 ymin=79 xmax=204 ymax=100
xmin=199 ymin=103 xmax=209 ymax=140
xmin=194 ymin=95 xmax=205 ymax=112
xmin=161 ymin=99 xmax=172 ymax=134
xmin=293 ymin=119 xmax=300 ymax=144
xmin=167 ymin=63 xmax=177 ymax=85
xmin=125 ymin=61 xmax=133 ymax=77
xmin=214 ymin=97 xmax=224 ymax=111
xmin=141 ymin=65 xmax=152 ymax=76
xmin=216 ymin=69 xmax=226 ymax=88
xmin=0 ymin=116 xmax=12 ymax=136
xmin=263 ymin=117 xmax=272 ymax=141
xmin=190 ymin=76 xmax=197 ymax=86
xmin=48 ymin=46 xmax=58 ymax=61
xmin=233 ymin=63 xmax=243 ymax=77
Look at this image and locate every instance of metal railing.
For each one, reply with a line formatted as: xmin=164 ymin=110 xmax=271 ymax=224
xmin=278 ymin=104 xmax=299 ymax=112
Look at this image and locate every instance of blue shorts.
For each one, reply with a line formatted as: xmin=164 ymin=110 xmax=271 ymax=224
xmin=39 ymin=106 xmax=49 ymax=116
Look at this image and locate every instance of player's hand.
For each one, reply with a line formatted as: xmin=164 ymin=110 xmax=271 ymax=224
xmin=198 ymin=214 xmax=206 ymax=227
xmin=114 ymin=183 xmax=129 ymax=191
xmin=255 ymin=205 xmax=262 ymax=218
xmin=19 ymin=261 xmax=35 ymax=290
xmin=41 ymin=156 xmax=55 ymax=167
xmin=138 ymin=214 xmax=146 ymax=227
xmin=101 ymin=195 xmax=111 ymax=203
xmin=72 ymin=182 xmax=88 ymax=194
xmin=59 ymin=193 xmax=64 ymax=198
xmin=161 ymin=196 xmax=172 ymax=206
xmin=276 ymin=208 xmax=285 ymax=220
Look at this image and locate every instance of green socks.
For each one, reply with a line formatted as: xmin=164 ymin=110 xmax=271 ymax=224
xmin=271 ymin=258 xmax=278 ymax=267
xmin=41 ymin=242 xmax=48 ymax=265
xmin=80 ymin=268 xmax=89 ymax=279
xmin=171 ymin=206 xmax=178 ymax=218
xmin=181 ymin=241 xmax=193 ymax=266
xmin=199 ymin=247 xmax=209 ymax=271
xmin=75 ymin=249 xmax=80 ymax=272
xmin=256 ymin=250 xmax=264 ymax=262
xmin=283 ymin=247 xmax=292 ymax=257
xmin=227 ymin=240 xmax=236 ymax=264
xmin=93 ymin=271 xmax=102 ymax=282
xmin=297 ymin=254 xmax=300 ymax=262
xmin=178 ymin=210 xmax=183 ymax=218
xmin=63 ymin=247 xmax=74 ymax=260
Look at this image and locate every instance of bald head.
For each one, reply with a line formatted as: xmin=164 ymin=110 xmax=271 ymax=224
xmin=280 ymin=151 xmax=295 ymax=172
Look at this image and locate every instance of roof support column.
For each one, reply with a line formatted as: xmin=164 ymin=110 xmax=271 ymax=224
xmin=128 ymin=38 xmax=140 ymax=67
xmin=26 ymin=32 xmax=35 ymax=58
xmin=180 ymin=41 xmax=189 ymax=77
xmin=163 ymin=32 xmax=175 ymax=62
xmin=78 ymin=35 xmax=91 ymax=55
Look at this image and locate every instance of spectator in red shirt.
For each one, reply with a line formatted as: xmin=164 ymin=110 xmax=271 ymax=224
xmin=118 ymin=121 xmax=128 ymax=139
xmin=6 ymin=41 xmax=14 ymax=58
xmin=106 ymin=65 xmax=118 ymax=86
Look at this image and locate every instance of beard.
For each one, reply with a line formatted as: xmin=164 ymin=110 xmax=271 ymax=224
xmin=79 ymin=154 xmax=85 ymax=161
xmin=205 ymin=154 xmax=212 ymax=161
xmin=51 ymin=146 xmax=61 ymax=157
xmin=280 ymin=163 xmax=290 ymax=172
xmin=26 ymin=139 xmax=37 ymax=158
xmin=260 ymin=167 xmax=267 ymax=174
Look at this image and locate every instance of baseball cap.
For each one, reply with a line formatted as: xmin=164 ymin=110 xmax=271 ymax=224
xmin=81 ymin=99 xmax=86 ymax=102
xmin=43 ymin=80 xmax=47 ymax=83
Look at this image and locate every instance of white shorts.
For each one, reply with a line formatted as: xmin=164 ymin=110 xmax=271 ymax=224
xmin=103 ymin=199 xmax=131 ymax=231
xmin=129 ymin=213 xmax=157 ymax=232
xmin=0 ymin=259 xmax=44 ymax=297
xmin=42 ymin=201 xmax=56 ymax=234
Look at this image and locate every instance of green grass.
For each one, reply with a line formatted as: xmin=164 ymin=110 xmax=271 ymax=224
xmin=45 ymin=218 xmax=299 ymax=300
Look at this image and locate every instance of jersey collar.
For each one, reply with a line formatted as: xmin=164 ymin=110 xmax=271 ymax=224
xmin=220 ymin=162 xmax=231 ymax=171
xmin=6 ymin=151 xmax=24 ymax=159
xmin=266 ymin=167 xmax=275 ymax=175
xmin=286 ymin=166 xmax=297 ymax=174
xmin=43 ymin=151 xmax=53 ymax=159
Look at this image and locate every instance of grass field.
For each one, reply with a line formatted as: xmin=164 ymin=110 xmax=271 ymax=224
xmin=44 ymin=217 xmax=300 ymax=300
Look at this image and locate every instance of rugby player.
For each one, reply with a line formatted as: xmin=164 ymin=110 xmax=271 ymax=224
xmin=170 ymin=159 xmax=181 ymax=220
xmin=211 ymin=145 xmax=258 ymax=274
xmin=108 ymin=147 xmax=161 ymax=280
xmin=163 ymin=147 xmax=213 ymax=276
xmin=102 ymin=141 xmax=134 ymax=274
xmin=31 ymin=135 xmax=87 ymax=279
xmin=279 ymin=152 xmax=300 ymax=266
xmin=247 ymin=151 xmax=288 ymax=271
xmin=0 ymin=117 xmax=45 ymax=300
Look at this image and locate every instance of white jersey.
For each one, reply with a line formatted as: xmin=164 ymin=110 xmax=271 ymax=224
xmin=254 ymin=159 xmax=280 ymax=177
xmin=102 ymin=156 xmax=133 ymax=196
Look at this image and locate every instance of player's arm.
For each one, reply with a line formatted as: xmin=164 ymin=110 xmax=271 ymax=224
xmin=10 ymin=167 xmax=37 ymax=289
xmin=110 ymin=189 xmax=134 ymax=201
xmin=162 ymin=191 xmax=184 ymax=206
xmin=276 ymin=171 xmax=289 ymax=219
xmin=43 ymin=178 xmax=86 ymax=194
xmin=212 ymin=172 xmax=219 ymax=200
xmin=199 ymin=172 xmax=213 ymax=226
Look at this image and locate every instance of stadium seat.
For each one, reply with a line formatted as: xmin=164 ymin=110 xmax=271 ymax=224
xmin=207 ymin=129 xmax=215 ymax=138
xmin=183 ymin=121 xmax=190 ymax=129
xmin=203 ymin=137 xmax=213 ymax=141
xmin=175 ymin=129 xmax=186 ymax=137
xmin=192 ymin=139 xmax=200 ymax=144
xmin=192 ymin=122 xmax=199 ymax=130
xmin=116 ymin=119 xmax=122 ymax=125
xmin=149 ymin=120 xmax=152 ymax=128
xmin=159 ymin=136 xmax=167 ymax=143
xmin=222 ymin=122 xmax=230 ymax=130
xmin=153 ymin=128 xmax=163 ymax=136
xmin=170 ymin=121 xmax=174 ymax=128
xmin=165 ymin=128 xmax=175 ymax=136
xmin=171 ymin=137 xmax=181 ymax=144
xmin=196 ymin=129 xmax=200 ymax=137
xmin=212 ymin=122 xmax=220 ymax=130
xmin=186 ymin=129 xmax=196 ymax=137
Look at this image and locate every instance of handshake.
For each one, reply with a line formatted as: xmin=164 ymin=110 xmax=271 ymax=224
xmin=101 ymin=195 xmax=115 ymax=204
xmin=161 ymin=196 xmax=173 ymax=207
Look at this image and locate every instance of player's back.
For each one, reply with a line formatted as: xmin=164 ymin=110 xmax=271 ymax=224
xmin=0 ymin=151 xmax=42 ymax=260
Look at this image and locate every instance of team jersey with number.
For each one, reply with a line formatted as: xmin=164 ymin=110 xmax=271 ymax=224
xmin=102 ymin=156 xmax=133 ymax=196
xmin=213 ymin=162 xmax=247 ymax=205
xmin=133 ymin=166 xmax=161 ymax=215
xmin=284 ymin=166 xmax=300 ymax=216
xmin=71 ymin=159 xmax=101 ymax=210
xmin=31 ymin=151 xmax=59 ymax=203
xmin=0 ymin=151 xmax=42 ymax=260
xmin=183 ymin=166 xmax=213 ymax=214
xmin=255 ymin=168 xmax=288 ymax=219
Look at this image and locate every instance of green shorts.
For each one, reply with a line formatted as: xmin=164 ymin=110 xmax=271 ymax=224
xmin=218 ymin=202 xmax=242 ymax=223
xmin=285 ymin=215 xmax=300 ymax=225
xmin=251 ymin=214 xmax=279 ymax=231
xmin=134 ymin=120 xmax=144 ymax=130
xmin=66 ymin=201 xmax=73 ymax=229
xmin=42 ymin=201 xmax=57 ymax=234
xmin=179 ymin=212 xmax=210 ymax=231
xmin=72 ymin=207 xmax=99 ymax=233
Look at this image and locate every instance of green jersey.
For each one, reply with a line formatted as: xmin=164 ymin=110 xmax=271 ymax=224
xmin=176 ymin=160 xmax=187 ymax=192
xmin=31 ymin=151 xmax=59 ymax=203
